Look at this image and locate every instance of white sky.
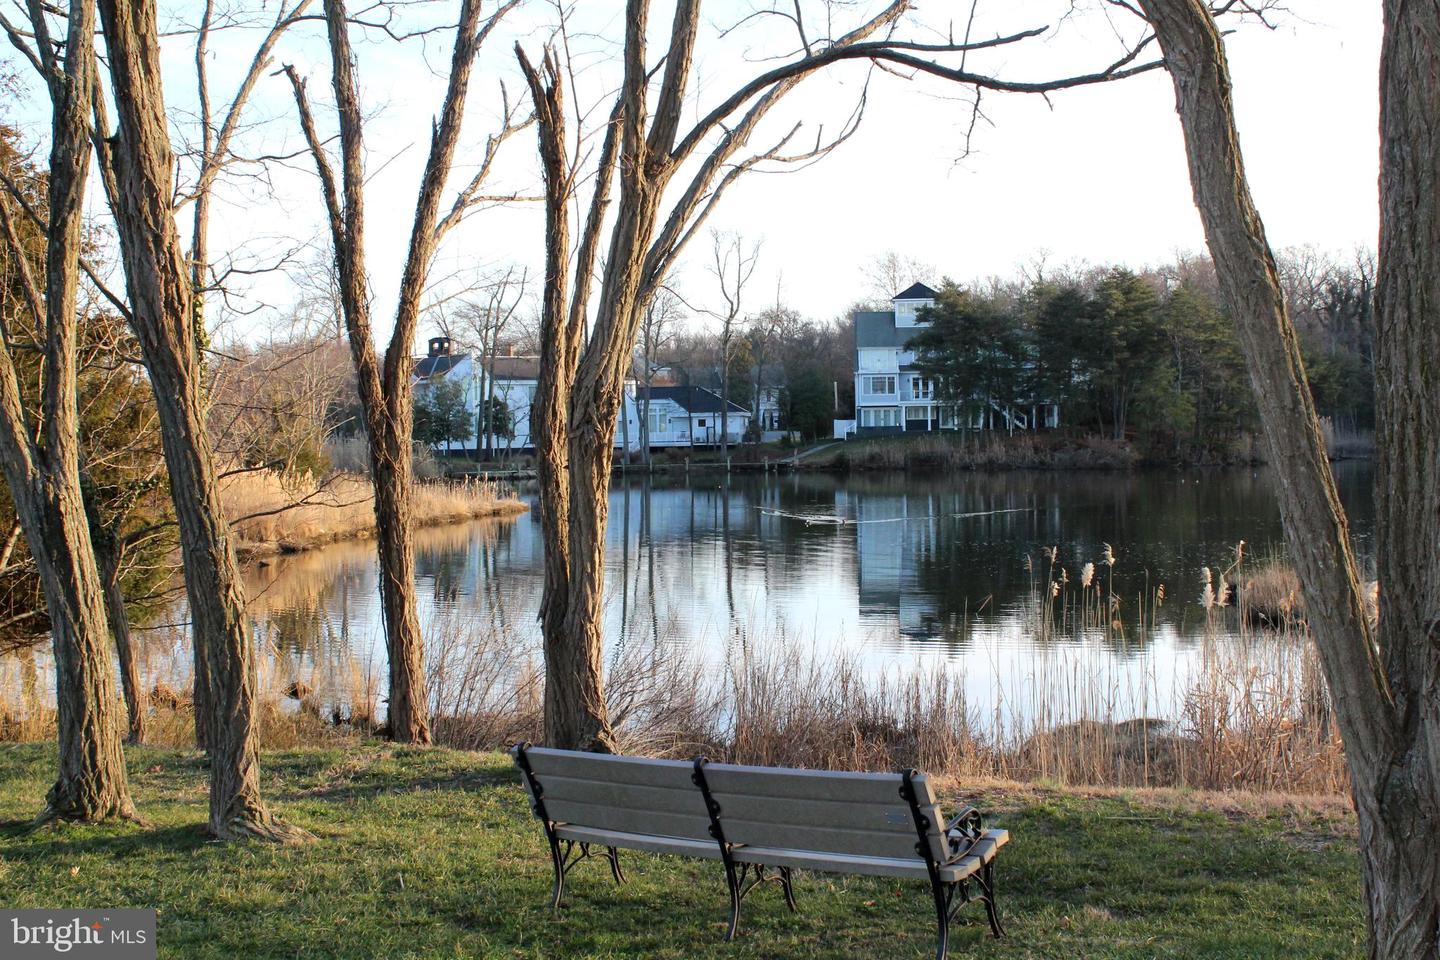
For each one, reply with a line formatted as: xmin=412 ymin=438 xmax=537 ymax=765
xmin=6 ymin=0 xmax=1384 ymax=340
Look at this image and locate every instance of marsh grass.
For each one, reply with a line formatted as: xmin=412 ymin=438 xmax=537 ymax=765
xmin=219 ymin=470 xmax=527 ymax=556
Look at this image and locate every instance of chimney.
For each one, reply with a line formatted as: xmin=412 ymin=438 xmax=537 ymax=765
xmin=428 ymin=337 xmax=451 ymax=358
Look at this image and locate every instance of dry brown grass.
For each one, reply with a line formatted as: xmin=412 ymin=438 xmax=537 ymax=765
xmin=0 ymin=620 xmax=1348 ymax=794
xmin=1235 ymin=555 xmax=1378 ymax=630
xmin=219 ymin=469 xmax=527 ymax=557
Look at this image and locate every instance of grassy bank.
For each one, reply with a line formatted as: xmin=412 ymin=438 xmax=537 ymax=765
xmin=0 ymin=743 xmax=1362 ymax=959
xmin=219 ymin=471 xmax=527 ymax=558
xmin=808 ymin=433 xmax=1142 ymax=472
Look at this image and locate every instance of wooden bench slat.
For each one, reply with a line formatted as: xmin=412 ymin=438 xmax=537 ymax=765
xmin=707 ymin=790 xmax=928 ymax=836
xmin=543 ymin=796 xmax=713 ymax=843
xmin=720 ymin=815 xmax=938 ymax=861
xmin=524 ymin=748 xmax=695 ymax=790
xmin=554 ymin=825 xmax=724 ymax=860
xmin=535 ymin=773 xmax=705 ymax=817
xmin=700 ymin=762 xmax=922 ymax=805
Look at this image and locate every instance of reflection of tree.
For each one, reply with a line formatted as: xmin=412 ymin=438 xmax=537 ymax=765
xmin=893 ymin=469 xmax=1360 ymax=652
xmin=222 ymin=467 xmax=1376 ymax=691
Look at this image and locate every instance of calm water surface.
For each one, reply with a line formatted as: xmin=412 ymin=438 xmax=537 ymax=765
xmin=0 ymin=463 xmax=1377 ymax=729
xmin=235 ymin=463 xmax=1374 ymax=726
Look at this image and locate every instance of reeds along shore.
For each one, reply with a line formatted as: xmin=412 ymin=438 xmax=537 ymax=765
xmin=0 ymin=546 xmax=1348 ymax=796
xmin=217 ymin=470 xmax=527 ymax=557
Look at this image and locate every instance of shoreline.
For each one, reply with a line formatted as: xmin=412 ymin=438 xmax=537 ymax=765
xmin=233 ymin=498 xmax=529 ymax=563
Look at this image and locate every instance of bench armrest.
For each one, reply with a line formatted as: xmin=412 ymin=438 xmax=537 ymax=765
xmin=941 ymin=806 xmax=985 ymax=862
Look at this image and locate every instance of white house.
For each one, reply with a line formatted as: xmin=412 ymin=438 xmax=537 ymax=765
xmin=413 ymin=339 xmax=640 ymax=454
xmin=639 ymin=385 xmax=751 ymax=448
xmin=753 ymin=385 xmax=785 ymax=442
xmin=852 ymin=284 xmax=1059 ymax=436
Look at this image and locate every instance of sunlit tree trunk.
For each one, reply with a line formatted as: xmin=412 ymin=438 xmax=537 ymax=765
xmin=97 ymin=0 xmax=308 ymax=842
xmin=0 ymin=0 xmax=134 ymax=824
xmin=285 ymin=0 xmax=522 ymax=743
xmin=1138 ymin=2 xmax=1439 ymax=956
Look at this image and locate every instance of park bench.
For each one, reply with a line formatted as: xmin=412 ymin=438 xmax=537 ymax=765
xmin=512 ymin=743 xmax=1009 ymax=960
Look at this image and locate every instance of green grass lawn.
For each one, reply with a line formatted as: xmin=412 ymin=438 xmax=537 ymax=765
xmin=0 ymin=743 xmax=1363 ymax=959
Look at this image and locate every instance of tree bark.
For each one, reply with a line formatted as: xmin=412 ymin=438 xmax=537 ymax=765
xmin=1138 ymin=2 xmax=1439 ymax=956
xmin=97 ymin=0 xmax=308 ymax=842
xmin=94 ymin=531 xmax=144 ymax=744
xmin=516 ymin=47 xmax=616 ymax=751
xmin=0 ymin=0 xmax=135 ymax=824
xmin=517 ymin=0 xmax=907 ymax=751
xmin=284 ymin=0 xmax=519 ymax=744
xmin=1371 ymin=2 xmax=1440 ymax=955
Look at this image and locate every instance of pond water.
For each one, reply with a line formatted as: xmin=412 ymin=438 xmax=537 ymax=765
xmin=233 ymin=462 xmax=1374 ymax=727
xmin=0 ymin=462 xmax=1377 ymax=732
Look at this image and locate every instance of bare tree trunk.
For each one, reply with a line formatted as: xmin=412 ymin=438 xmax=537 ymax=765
xmin=93 ymin=532 xmax=144 ymax=744
xmin=517 ymin=48 xmax=617 ymax=751
xmin=517 ymin=0 xmax=911 ymax=750
xmin=285 ymin=0 xmax=522 ymax=744
xmin=97 ymin=0 xmax=308 ymax=842
xmin=0 ymin=0 xmax=134 ymax=825
xmin=371 ymin=444 xmax=429 ymax=741
xmin=1369 ymin=1 xmax=1440 ymax=954
xmin=1139 ymin=3 xmax=1438 ymax=956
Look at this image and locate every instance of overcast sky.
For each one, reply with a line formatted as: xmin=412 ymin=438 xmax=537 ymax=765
xmin=7 ymin=0 xmax=1384 ymax=341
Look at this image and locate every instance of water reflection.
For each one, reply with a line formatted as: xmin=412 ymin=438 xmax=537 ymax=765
xmin=0 ymin=462 xmax=1377 ymax=729
xmin=240 ymin=462 xmax=1373 ymax=666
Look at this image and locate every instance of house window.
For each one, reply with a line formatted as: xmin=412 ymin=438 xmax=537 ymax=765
xmin=697 ymin=418 xmax=707 ymax=428
xmin=860 ymin=407 xmax=900 ymax=428
xmin=647 ymin=408 xmax=669 ymax=435
xmin=864 ymin=375 xmax=896 ymax=396
xmin=909 ymin=376 xmax=934 ymax=400
xmin=938 ymin=407 xmax=957 ymax=429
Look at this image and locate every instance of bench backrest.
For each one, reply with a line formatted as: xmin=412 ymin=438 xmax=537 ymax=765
xmin=518 ymin=746 xmax=714 ymax=845
xmin=700 ymin=761 xmax=949 ymax=863
xmin=516 ymin=747 xmax=949 ymax=864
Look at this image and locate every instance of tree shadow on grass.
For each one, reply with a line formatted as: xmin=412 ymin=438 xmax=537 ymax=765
xmin=0 ymin=822 xmax=211 ymax=861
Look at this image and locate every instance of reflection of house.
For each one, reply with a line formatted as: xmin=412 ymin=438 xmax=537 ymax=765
xmin=642 ymin=386 xmax=751 ymax=448
xmin=852 ymin=284 xmax=1059 ymax=435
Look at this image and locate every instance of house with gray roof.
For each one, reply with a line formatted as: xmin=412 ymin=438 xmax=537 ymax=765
xmin=641 ymin=385 xmax=751 ymax=448
xmin=413 ymin=338 xmax=640 ymax=455
xmin=853 ymin=284 xmax=945 ymax=435
xmin=851 ymin=284 xmax=1059 ymax=436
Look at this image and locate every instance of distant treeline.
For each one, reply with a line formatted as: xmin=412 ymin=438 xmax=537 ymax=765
xmin=907 ymin=251 xmax=1374 ymax=462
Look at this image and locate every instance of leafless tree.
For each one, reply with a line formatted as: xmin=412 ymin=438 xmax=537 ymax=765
xmin=1136 ymin=1 xmax=1437 ymax=955
xmin=436 ymin=265 xmax=529 ymax=459
xmin=96 ymin=0 xmax=310 ymax=842
xmin=705 ymin=229 xmax=760 ymax=457
xmin=514 ymin=0 xmax=1163 ymax=749
xmin=637 ymin=286 xmax=686 ymax=464
xmin=184 ymin=0 xmax=313 ymax=333
xmin=284 ymin=0 xmax=527 ymax=743
xmin=0 ymin=0 xmax=135 ymax=823
xmin=747 ymin=297 xmax=796 ymax=434
xmin=864 ymin=249 xmax=935 ymax=304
